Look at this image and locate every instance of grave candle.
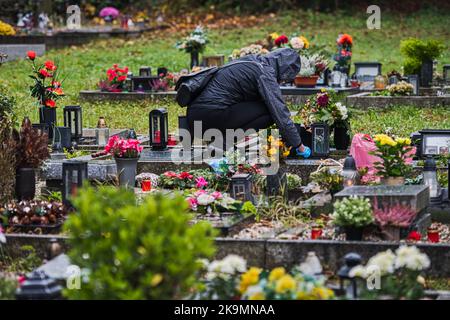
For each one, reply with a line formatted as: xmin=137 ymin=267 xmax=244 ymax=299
xmin=141 ymin=180 xmax=152 ymax=192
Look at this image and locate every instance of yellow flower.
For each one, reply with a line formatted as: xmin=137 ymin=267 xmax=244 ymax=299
xmin=0 ymin=20 xmax=16 ymax=36
xmin=275 ymin=275 xmax=296 ymax=293
xmin=267 ymin=135 xmax=275 ymax=143
xmin=311 ymin=287 xmax=335 ymax=300
xmin=267 ymin=148 xmax=277 ymax=156
xmin=269 ymin=267 xmax=286 ymax=282
xmin=282 ymin=150 xmax=291 ymax=157
xmin=374 ymin=134 xmax=396 ymax=147
xmin=239 ymin=267 xmax=262 ymax=293
xmin=300 ymin=36 xmax=309 ymax=48
xmin=270 ymin=32 xmax=279 ymax=40
xmin=296 ymin=291 xmax=314 ymax=300
xmin=395 ymin=137 xmax=411 ymax=145
xmin=150 ymin=274 xmax=163 ymax=287
xmin=249 ymin=292 xmax=266 ymax=300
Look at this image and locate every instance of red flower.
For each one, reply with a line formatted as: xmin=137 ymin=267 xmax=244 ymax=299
xmin=178 ymin=171 xmax=193 ymax=180
xmin=27 ymin=51 xmax=36 ymax=60
xmin=45 ymin=99 xmax=56 ymax=108
xmin=407 ymin=231 xmax=421 ymax=241
xmin=164 ymin=171 xmax=178 ymax=178
xmin=317 ymin=93 xmax=329 ymax=107
xmin=338 ymin=34 xmax=353 ymax=46
xmin=39 ymin=69 xmax=52 ymax=78
xmin=117 ymin=75 xmax=126 ymax=82
xmin=275 ymin=35 xmax=289 ymax=46
xmin=44 ymin=60 xmax=57 ymax=71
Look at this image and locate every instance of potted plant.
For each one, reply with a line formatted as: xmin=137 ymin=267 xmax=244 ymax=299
xmin=369 ymin=134 xmax=414 ymax=186
xmin=294 ymin=54 xmax=328 ymax=88
xmin=374 ymin=201 xmax=416 ymax=241
xmin=331 ymin=196 xmax=374 ymax=241
xmin=400 ymin=38 xmax=445 ymax=87
xmin=27 ymin=51 xmax=65 ymax=140
xmin=98 ymin=64 xmax=129 ymax=93
xmin=104 ymin=135 xmax=143 ymax=188
xmin=175 ymin=26 xmax=209 ymax=69
xmin=13 ymin=117 xmax=50 ymax=200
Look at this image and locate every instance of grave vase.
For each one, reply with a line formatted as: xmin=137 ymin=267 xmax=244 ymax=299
xmin=333 ymin=122 xmax=351 ymax=150
xmin=115 ymin=157 xmax=139 ymax=188
xmin=344 ymin=226 xmax=364 ymax=241
xmin=39 ymin=106 xmax=56 ymax=140
xmin=190 ymin=51 xmax=199 ymax=69
xmin=15 ymin=168 xmax=36 ymax=200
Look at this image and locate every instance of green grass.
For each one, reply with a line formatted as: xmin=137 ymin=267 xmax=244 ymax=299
xmin=0 ymin=9 xmax=449 ymax=134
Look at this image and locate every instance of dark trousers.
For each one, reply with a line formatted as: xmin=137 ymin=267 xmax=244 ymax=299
xmin=187 ymin=101 xmax=274 ymax=142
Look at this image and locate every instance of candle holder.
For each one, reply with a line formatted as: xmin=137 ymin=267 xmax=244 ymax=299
xmin=141 ymin=180 xmax=152 ymax=192
xmin=149 ymin=108 xmax=168 ymax=150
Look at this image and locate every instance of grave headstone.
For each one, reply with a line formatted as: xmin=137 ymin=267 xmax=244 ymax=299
xmin=0 ymin=44 xmax=45 ymax=62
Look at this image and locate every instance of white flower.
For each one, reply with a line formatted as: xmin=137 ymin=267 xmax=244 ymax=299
xmin=367 ymin=249 xmax=396 ymax=275
xmin=290 ymin=37 xmax=304 ymax=50
xmin=242 ymin=284 xmax=264 ymax=299
xmin=222 ymin=255 xmax=247 ymax=273
xmin=349 ymin=265 xmax=367 ymax=278
xmin=394 ymin=246 xmax=430 ymax=271
xmin=197 ymin=194 xmax=215 ymax=206
xmin=335 ymin=102 xmax=348 ymax=120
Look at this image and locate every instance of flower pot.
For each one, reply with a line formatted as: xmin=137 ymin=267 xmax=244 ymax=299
xmin=115 ymin=157 xmax=139 ymax=188
xmin=383 ymin=176 xmax=405 ymax=186
xmin=39 ymin=106 xmax=56 ymax=140
xmin=333 ymin=123 xmax=351 ymax=150
xmin=15 ymin=167 xmax=36 ymax=200
xmin=294 ymin=75 xmax=319 ymax=88
xmin=190 ymin=51 xmax=199 ymax=69
xmin=420 ymin=59 xmax=433 ymax=87
xmin=344 ymin=227 xmax=364 ymax=241
xmin=381 ymin=226 xmax=401 ymax=241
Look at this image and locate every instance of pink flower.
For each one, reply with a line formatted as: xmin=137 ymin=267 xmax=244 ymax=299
xmin=164 ymin=171 xmax=178 ymax=178
xmin=195 ymin=177 xmax=208 ymax=189
xmin=187 ymin=197 xmax=198 ymax=210
xmin=211 ymin=191 xmax=223 ymax=199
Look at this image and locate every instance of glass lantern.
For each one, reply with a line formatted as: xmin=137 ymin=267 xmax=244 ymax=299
xmin=149 ymin=108 xmax=168 ymax=150
xmin=95 ymin=128 xmax=110 ymax=146
xmin=63 ymin=105 xmax=82 ymax=141
xmin=422 ymin=156 xmax=442 ymax=203
xmin=62 ymin=160 xmax=88 ymax=206
xmin=374 ymin=74 xmax=387 ymax=89
xmin=341 ymin=155 xmax=360 ymax=188
xmin=139 ymin=66 xmax=151 ymax=77
xmin=231 ymin=173 xmax=254 ymax=204
xmin=407 ymin=75 xmax=419 ymax=95
xmin=311 ymin=123 xmax=330 ymax=158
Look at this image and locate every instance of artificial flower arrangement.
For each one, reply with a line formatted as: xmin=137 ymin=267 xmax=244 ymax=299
xmin=230 ymin=44 xmax=269 ymax=60
xmin=349 ymin=246 xmax=430 ymax=299
xmin=331 ymin=196 xmax=374 ymax=228
xmin=270 ymin=33 xmax=310 ymax=52
xmin=298 ymin=54 xmax=329 ymax=77
xmin=297 ymin=89 xmax=349 ymax=127
xmin=369 ymin=134 xmax=414 ymax=179
xmin=333 ymin=33 xmax=353 ymax=70
xmin=104 ymin=135 xmax=143 ymax=158
xmin=159 ymin=170 xmax=209 ymax=190
xmin=27 ymin=51 xmax=65 ymax=108
xmin=185 ymin=189 xmax=244 ymax=214
xmin=371 ymin=81 xmax=415 ymax=97
xmin=175 ymin=25 xmax=209 ymax=53
xmin=195 ymin=255 xmax=334 ymax=300
xmin=98 ymin=64 xmax=129 ymax=92
xmin=264 ymin=133 xmax=291 ymax=162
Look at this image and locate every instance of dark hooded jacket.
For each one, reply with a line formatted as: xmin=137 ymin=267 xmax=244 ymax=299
xmin=189 ymin=48 xmax=302 ymax=148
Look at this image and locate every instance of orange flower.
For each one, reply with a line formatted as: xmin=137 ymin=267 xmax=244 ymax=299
xmin=53 ymin=88 xmax=64 ymax=95
xmin=44 ymin=60 xmax=57 ymax=71
xmin=338 ymin=34 xmax=353 ymax=46
xmin=45 ymin=99 xmax=56 ymax=108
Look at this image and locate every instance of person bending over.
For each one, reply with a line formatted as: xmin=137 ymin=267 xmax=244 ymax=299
xmin=186 ymin=48 xmax=310 ymax=158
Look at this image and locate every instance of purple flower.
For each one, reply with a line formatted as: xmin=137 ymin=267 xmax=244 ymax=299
xmin=317 ymin=93 xmax=329 ymax=107
xmin=99 ymin=7 xmax=120 ymax=18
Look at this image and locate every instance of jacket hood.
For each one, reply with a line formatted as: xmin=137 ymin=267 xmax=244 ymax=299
xmin=258 ymin=48 xmax=301 ymax=82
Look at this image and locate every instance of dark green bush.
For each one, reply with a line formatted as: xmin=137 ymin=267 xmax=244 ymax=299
xmin=400 ymin=38 xmax=446 ymax=74
xmin=63 ymin=185 xmax=216 ymax=299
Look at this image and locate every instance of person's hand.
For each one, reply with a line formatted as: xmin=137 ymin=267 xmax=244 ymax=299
xmin=296 ymin=144 xmax=311 ymax=159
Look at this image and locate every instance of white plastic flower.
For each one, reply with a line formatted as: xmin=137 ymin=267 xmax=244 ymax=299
xmin=335 ymin=102 xmax=348 ymax=120
xmin=197 ymin=194 xmax=215 ymax=206
xmin=222 ymin=255 xmax=247 ymax=273
xmin=349 ymin=265 xmax=367 ymax=278
xmin=290 ymin=37 xmax=304 ymax=50
xmin=367 ymin=249 xmax=395 ymax=275
xmin=394 ymin=246 xmax=430 ymax=271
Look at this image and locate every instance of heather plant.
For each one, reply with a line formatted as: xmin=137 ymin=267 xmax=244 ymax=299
xmin=373 ymin=201 xmax=416 ymax=228
xmin=13 ymin=118 xmax=49 ymax=168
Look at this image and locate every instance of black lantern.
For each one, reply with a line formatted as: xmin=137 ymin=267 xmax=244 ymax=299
xmin=139 ymin=66 xmax=151 ymax=76
xmin=444 ymin=65 xmax=450 ymax=84
xmin=62 ymin=160 xmax=88 ymax=206
xmin=353 ymin=62 xmax=382 ymax=82
xmin=337 ymin=253 xmax=362 ymax=299
xmin=419 ymin=129 xmax=450 ymax=157
xmin=407 ymin=75 xmax=419 ymax=95
xmin=410 ymin=131 xmax=422 ymax=158
xmin=342 ymin=155 xmax=360 ymax=188
xmin=149 ymin=108 xmax=168 ymax=150
xmin=231 ymin=173 xmax=254 ymax=204
xmin=15 ymin=271 xmax=62 ymax=300
xmin=311 ymin=123 xmax=330 ymax=158
xmin=63 ymin=105 xmax=82 ymax=141
xmin=53 ymin=126 xmax=72 ymax=151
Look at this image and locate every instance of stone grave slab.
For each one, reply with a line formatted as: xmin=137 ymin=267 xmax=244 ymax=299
xmin=0 ymin=44 xmax=45 ymax=62
xmin=334 ymin=185 xmax=430 ymax=214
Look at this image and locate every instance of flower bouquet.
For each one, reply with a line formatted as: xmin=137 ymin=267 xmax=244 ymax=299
xmin=186 ymin=189 xmax=241 ymax=214
xmin=230 ymin=44 xmax=269 ymax=60
xmin=333 ymin=33 xmax=353 ymax=73
xmin=98 ymin=64 xmax=129 ymax=92
xmin=270 ymin=33 xmax=310 ymax=52
xmin=176 ymin=26 xmax=208 ymax=68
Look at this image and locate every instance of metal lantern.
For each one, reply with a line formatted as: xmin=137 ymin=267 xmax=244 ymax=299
xmin=15 ymin=271 xmax=62 ymax=300
xmin=95 ymin=128 xmax=110 ymax=146
xmin=337 ymin=253 xmax=362 ymax=299
xmin=311 ymin=123 xmax=330 ymax=158
xmin=53 ymin=126 xmax=72 ymax=151
xmin=407 ymin=75 xmax=419 ymax=95
xmin=419 ymin=129 xmax=450 ymax=156
xmin=231 ymin=173 xmax=254 ymax=204
xmin=139 ymin=66 xmax=151 ymax=76
xmin=62 ymin=160 xmax=88 ymax=206
xmin=342 ymin=155 xmax=360 ymax=188
xmin=63 ymin=105 xmax=82 ymax=141
xmin=97 ymin=116 xmax=107 ymax=128
xmin=149 ymin=108 xmax=168 ymax=150
xmin=422 ymin=156 xmax=442 ymax=203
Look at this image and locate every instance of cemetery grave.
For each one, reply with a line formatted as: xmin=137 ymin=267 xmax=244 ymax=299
xmin=0 ymin=3 xmax=450 ymax=302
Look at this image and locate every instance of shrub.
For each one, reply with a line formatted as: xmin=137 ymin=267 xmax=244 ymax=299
xmin=331 ymin=196 xmax=374 ymax=228
xmin=13 ymin=118 xmax=49 ymax=169
xmin=400 ymin=38 xmax=446 ymax=74
xmin=63 ymin=185 xmax=216 ymax=299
